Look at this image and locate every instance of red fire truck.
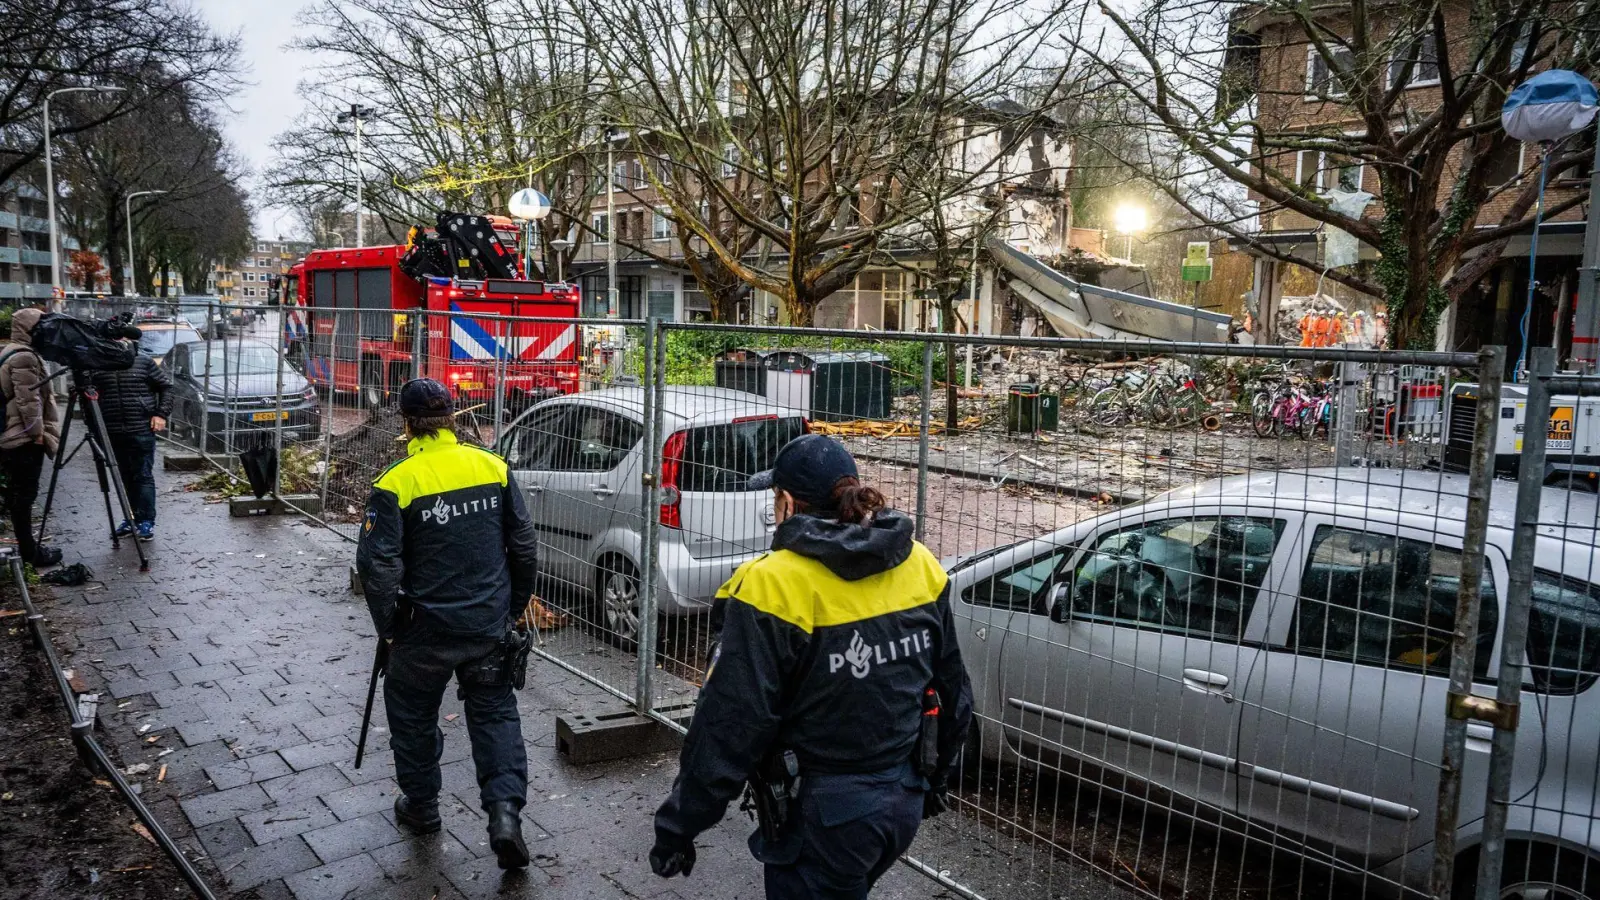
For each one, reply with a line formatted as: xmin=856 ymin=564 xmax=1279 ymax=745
xmin=282 ymin=212 xmax=582 ymax=407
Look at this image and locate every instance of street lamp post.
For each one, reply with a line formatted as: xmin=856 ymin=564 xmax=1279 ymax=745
xmin=43 ymin=85 xmax=125 ymax=306
xmin=337 ymin=104 xmax=378 ymax=247
xmin=326 ymin=230 xmax=344 ymax=248
xmin=605 ymin=127 xmax=619 ymax=318
xmin=1113 ymin=203 xmax=1147 ymax=264
xmin=123 ymin=189 xmax=169 ymax=297
xmin=549 ymin=237 xmax=574 ymax=286
xmin=508 ymin=188 xmax=552 ymax=281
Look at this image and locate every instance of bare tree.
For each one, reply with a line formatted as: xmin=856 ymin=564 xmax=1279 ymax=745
xmin=265 ymin=0 xmax=605 ymax=277
xmin=0 ymin=0 xmax=241 ymax=187
xmin=57 ymin=89 xmax=251 ymax=295
xmin=577 ymin=0 xmax=1072 ymax=325
xmin=1069 ymin=0 xmax=1600 ymax=348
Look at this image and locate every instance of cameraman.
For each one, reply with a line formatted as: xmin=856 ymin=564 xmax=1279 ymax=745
xmin=0 ymin=308 xmax=63 ymax=566
xmin=89 ymin=339 xmax=173 ymax=541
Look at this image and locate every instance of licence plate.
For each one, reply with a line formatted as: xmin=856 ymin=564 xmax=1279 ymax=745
xmin=251 ymin=411 xmax=289 ymax=422
xmin=457 ymin=381 xmax=484 ymax=390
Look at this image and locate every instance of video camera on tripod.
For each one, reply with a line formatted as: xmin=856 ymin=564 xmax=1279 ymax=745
xmin=29 ymin=311 xmax=150 ymax=572
xmin=29 ymin=311 xmax=142 ymax=373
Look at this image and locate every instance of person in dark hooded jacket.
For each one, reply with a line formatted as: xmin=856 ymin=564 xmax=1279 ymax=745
xmin=89 ymin=350 xmax=173 ymax=541
xmin=651 ymin=434 xmax=973 ymax=899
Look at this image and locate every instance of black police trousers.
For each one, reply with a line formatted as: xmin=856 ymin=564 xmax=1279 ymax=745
xmin=384 ymin=628 xmax=527 ymax=810
xmin=755 ymin=763 xmax=925 ymax=900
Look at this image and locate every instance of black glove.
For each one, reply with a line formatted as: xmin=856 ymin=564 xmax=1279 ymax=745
xmin=649 ymin=837 xmax=696 ymax=878
xmin=923 ymin=786 xmax=951 ymax=819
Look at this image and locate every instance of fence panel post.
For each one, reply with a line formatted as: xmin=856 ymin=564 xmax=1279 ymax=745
xmin=492 ymin=316 xmax=508 ymax=447
xmin=1475 ymin=346 xmax=1554 ymax=900
xmin=1430 ymin=344 xmax=1503 ymax=899
xmin=915 ymin=339 xmax=932 ymax=539
xmin=272 ymin=303 xmax=286 ymax=498
xmin=636 ymin=318 xmax=663 ymax=716
xmin=412 ymin=310 xmax=425 ymax=381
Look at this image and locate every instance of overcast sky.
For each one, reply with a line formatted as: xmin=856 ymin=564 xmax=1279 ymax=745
xmin=192 ymin=0 xmax=316 ymax=240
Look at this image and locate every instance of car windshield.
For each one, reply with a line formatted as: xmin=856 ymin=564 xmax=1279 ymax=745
xmin=177 ymin=307 xmax=211 ymax=329
xmin=190 ymin=345 xmax=280 ymax=375
xmin=678 ymin=416 xmax=807 ymax=492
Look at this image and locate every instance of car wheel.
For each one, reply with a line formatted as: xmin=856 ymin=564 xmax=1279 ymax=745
xmin=1457 ymin=842 xmax=1600 ymax=900
xmin=591 ymin=557 xmax=642 ymax=651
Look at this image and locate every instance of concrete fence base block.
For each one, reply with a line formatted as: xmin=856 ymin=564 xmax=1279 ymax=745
xmin=273 ymin=494 xmax=323 ymax=516
xmin=163 ymin=454 xmax=208 ymax=472
xmin=227 ymin=496 xmax=276 ymax=517
xmin=556 ymin=701 xmax=693 ymax=765
xmin=227 ymin=493 xmax=324 ymax=518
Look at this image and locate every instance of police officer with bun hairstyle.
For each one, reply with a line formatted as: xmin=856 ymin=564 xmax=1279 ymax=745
xmin=651 ymin=434 xmax=973 ymax=898
xmin=357 ymin=378 xmax=540 ymax=869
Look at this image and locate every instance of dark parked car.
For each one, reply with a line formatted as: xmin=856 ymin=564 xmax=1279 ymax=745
xmin=163 ymin=339 xmax=321 ymax=452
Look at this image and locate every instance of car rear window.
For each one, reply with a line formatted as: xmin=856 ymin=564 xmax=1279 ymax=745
xmin=678 ymin=416 xmax=806 ymax=493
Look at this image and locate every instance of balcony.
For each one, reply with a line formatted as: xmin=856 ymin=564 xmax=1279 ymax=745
xmin=18 ymin=215 xmax=49 ymax=233
xmin=0 ymin=247 xmax=17 ymax=265
xmin=0 ymin=283 xmax=20 ymax=300
xmin=23 ymin=284 xmax=53 ymax=299
xmin=20 ymin=248 xmax=52 ymax=266
xmin=0 ymin=212 xmax=16 ymax=230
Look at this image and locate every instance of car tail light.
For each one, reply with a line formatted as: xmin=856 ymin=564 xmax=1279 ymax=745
xmin=801 ymin=418 xmax=811 ymax=433
xmin=659 ymin=430 xmax=686 ymax=528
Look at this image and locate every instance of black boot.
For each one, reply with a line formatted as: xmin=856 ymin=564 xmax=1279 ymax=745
xmin=486 ymin=800 xmax=529 ymax=869
xmin=394 ymin=796 xmax=441 ymax=835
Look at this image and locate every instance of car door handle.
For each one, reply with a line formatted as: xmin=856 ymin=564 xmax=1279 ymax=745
xmin=1181 ymin=669 xmax=1231 ymax=698
xmin=589 ymin=484 xmax=615 ymax=497
xmin=1466 ymin=722 xmax=1495 ymax=753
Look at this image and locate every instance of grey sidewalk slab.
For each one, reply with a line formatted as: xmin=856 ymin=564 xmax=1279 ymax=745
xmin=34 ymin=444 xmax=1126 ymax=900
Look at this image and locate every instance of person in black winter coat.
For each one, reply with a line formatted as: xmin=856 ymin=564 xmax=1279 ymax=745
xmin=89 ymin=351 xmax=173 ymax=541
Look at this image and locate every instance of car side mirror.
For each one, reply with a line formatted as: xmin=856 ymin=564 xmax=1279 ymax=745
xmin=1048 ymin=582 xmax=1072 ymax=623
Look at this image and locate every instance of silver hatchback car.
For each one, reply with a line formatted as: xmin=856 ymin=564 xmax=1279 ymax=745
xmin=950 ymin=468 xmax=1600 ymax=897
xmin=497 ymin=386 xmax=808 ymax=643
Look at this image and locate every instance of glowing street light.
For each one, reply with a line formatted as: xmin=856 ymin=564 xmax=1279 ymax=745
xmin=1113 ymin=204 xmax=1148 ymax=261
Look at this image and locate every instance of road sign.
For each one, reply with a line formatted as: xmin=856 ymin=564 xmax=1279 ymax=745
xmin=1185 ymin=242 xmax=1210 ymax=264
xmin=1181 ymin=262 xmax=1214 ymax=282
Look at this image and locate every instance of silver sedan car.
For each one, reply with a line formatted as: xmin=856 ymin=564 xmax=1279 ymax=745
xmin=950 ymin=468 xmax=1600 ymax=898
xmin=497 ymin=386 xmax=808 ymax=646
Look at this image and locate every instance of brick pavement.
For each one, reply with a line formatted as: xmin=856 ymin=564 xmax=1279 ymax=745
xmin=35 ymin=444 xmax=1121 ymax=900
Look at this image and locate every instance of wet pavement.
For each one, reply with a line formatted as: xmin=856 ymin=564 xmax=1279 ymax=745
xmin=34 ymin=443 xmax=1131 ymax=900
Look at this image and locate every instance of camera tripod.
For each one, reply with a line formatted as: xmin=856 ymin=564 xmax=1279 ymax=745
xmin=36 ymin=370 xmax=149 ymax=572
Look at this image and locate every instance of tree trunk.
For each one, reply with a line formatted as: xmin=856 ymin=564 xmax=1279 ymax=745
xmin=940 ymin=293 xmax=959 ymax=432
xmin=782 ymin=292 xmax=815 ymax=327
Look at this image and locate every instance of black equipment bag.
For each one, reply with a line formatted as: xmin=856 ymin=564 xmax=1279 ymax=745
xmin=29 ymin=314 xmax=136 ymax=371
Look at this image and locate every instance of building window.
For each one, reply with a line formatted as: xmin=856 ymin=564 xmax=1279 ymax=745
xmin=722 ymin=143 xmax=740 ymax=179
xmin=655 ymin=157 xmax=673 ymax=185
xmin=1390 ymin=32 xmax=1440 ymax=87
xmin=1296 ymin=149 xmax=1364 ymax=193
xmin=653 ymin=209 xmax=670 ymax=240
xmin=592 ymin=212 xmax=608 ymax=237
xmin=1306 ymin=44 xmax=1356 ymax=99
xmin=256 ymin=242 xmax=266 ymax=252
xmin=1482 ymin=140 xmax=1526 ymax=189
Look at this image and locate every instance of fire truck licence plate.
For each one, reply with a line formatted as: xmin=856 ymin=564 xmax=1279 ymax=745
xmin=457 ymin=381 xmax=484 ymax=390
xmin=251 ymin=411 xmax=289 ymax=422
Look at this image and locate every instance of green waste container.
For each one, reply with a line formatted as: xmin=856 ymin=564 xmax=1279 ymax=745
xmin=1006 ymin=382 xmax=1060 ymax=434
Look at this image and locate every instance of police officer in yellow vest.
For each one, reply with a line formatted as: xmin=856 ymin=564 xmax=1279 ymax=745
xmin=650 ymin=434 xmax=973 ymax=898
xmin=357 ymin=379 xmax=540 ymax=869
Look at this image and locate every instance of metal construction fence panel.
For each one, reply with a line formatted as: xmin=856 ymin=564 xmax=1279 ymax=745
xmin=72 ymin=295 xmax=1595 ymax=900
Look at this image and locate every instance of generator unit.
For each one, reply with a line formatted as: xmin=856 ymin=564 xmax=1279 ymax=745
xmin=1445 ymin=382 xmax=1600 ymax=487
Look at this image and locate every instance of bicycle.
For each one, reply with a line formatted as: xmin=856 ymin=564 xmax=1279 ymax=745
xmin=1088 ymin=366 xmax=1178 ymax=427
